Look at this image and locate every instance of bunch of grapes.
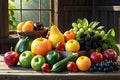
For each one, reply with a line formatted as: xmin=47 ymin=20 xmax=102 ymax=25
xmin=71 ymin=18 xmax=107 ymax=51
xmin=77 ymin=32 xmax=103 ymax=51
xmin=89 ymin=59 xmax=120 ymax=72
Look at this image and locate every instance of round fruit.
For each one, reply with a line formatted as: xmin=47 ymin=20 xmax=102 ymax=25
xmin=90 ymin=51 xmax=103 ymax=64
xmin=17 ymin=22 xmax=25 ymax=31
xmin=64 ymin=30 xmax=76 ymax=41
xmin=25 ymin=21 xmax=34 ymax=26
xmin=31 ymin=55 xmax=45 ymax=71
xmin=65 ymin=39 xmax=80 ymax=52
xmin=45 ymin=50 xmax=62 ymax=67
xmin=31 ymin=38 xmax=52 ymax=56
xmin=19 ymin=51 xmax=34 ymax=68
xmin=103 ymin=49 xmax=118 ymax=62
xmin=76 ymin=56 xmax=91 ymax=71
xmin=22 ymin=23 xmax=34 ymax=32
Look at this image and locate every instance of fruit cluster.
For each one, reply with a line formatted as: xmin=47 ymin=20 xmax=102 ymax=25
xmin=89 ymin=59 xmax=119 ymax=72
xmin=3 ymin=18 xmax=120 ymax=73
xmin=17 ymin=21 xmax=44 ymax=32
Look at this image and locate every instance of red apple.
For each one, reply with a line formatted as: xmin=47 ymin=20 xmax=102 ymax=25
xmin=4 ymin=51 xmax=19 ymax=67
xmin=64 ymin=30 xmax=76 ymax=42
xmin=90 ymin=51 xmax=103 ymax=64
xmin=103 ymin=49 xmax=118 ymax=62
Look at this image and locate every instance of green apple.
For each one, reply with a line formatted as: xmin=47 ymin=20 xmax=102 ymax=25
xmin=19 ymin=51 xmax=34 ymax=68
xmin=46 ymin=50 xmax=62 ymax=67
xmin=31 ymin=55 xmax=45 ymax=71
xmin=65 ymin=39 xmax=80 ymax=52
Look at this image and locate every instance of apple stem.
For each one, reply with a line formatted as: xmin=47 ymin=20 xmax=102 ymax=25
xmin=96 ymin=49 xmax=99 ymax=53
xmin=10 ymin=46 xmax=13 ymax=51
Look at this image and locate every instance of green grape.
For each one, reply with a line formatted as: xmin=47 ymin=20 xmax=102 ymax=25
xmin=78 ymin=23 xmax=82 ymax=28
xmin=88 ymin=28 xmax=92 ymax=32
xmin=95 ymin=31 xmax=100 ymax=36
xmin=73 ymin=27 xmax=78 ymax=31
xmin=72 ymin=22 xmax=78 ymax=28
xmin=102 ymin=34 xmax=107 ymax=40
xmin=100 ymin=30 xmax=105 ymax=37
xmin=79 ymin=28 xmax=84 ymax=33
xmin=83 ymin=25 xmax=88 ymax=30
xmin=76 ymin=31 xmax=81 ymax=35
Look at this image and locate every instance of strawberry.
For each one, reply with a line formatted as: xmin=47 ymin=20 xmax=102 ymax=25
xmin=41 ymin=63 xmax=51 ymax=72
xmin=56 ymin=41 xmax=65 ymax=51
xmin=67 ymin=61 xmax=78 ymax=72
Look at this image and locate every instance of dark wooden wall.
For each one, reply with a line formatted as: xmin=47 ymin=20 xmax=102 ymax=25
xmin=54 ymin=0 xmax=120 ymax=43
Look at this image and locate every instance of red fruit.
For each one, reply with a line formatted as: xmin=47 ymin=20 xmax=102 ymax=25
xmin=56 ymin=41 xmax=65 ymax=51
xmin=103 ymin=49 xmax=118 ymax=62
xmin=67 ymin=61 xmax=78 ymax=72
xmin=41 ymin=63 xmax=51 ymax=72
xmin=4 ymin=51 xmax=19 ymax=67
xmin=90 ymin=51 xmax=103 ymax=64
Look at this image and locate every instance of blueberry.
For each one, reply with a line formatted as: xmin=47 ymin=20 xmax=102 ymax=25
xmin=103 ymin=68 xmax=109 ymax=72
xmin=93 ymin=66 xmax=98 ymax=71
xmin=108 ymin=66 xmax=113 ymax=71
xmin=96 ymin=63 xmax=100 ymax=67
xmin=89 ymin=68 xmax=94 ymax=72
xmin=114 ymin=66 xmax=119 ymax=71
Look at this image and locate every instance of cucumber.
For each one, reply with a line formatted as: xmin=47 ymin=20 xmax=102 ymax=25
xmin=51 ymin=53 xmax=78 ymax=72
xmin=15 ymin=37 xmax=32 ymax=54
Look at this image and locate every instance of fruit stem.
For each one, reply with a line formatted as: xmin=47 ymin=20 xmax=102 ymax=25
xmin=96 ymin=49 xmax=99 ymax=53
xmin=10 ymin=46 xmax=13 ymax=51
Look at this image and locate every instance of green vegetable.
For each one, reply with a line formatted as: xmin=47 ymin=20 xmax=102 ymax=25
xmin=51 ymin=53 xmax=78 ymax=72
xmin=15 ymin=37 xmax=32 ymax=54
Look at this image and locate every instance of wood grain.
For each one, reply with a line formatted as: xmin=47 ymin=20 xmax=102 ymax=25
xmin=0 ymin=54 xmax=120 ymax=80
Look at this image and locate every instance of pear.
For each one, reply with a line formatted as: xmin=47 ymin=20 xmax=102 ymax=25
xmin=48 ymin=25 xmax=65 ymax=48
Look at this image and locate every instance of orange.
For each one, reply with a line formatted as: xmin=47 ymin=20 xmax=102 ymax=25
xmin=17 ymin=22 xmax=25 ymax=31
xmin=25 ymin=21 xmax=34 ymax=26
xmin=22 ymin=23 xmax=34 ymax=32
xmin=76 ymin=56 xmax=91 ymax=71
xmin=31 ymin=37 xmax=52 ymax=56
xmin=64 ymin=30 xmax=76 ymax=42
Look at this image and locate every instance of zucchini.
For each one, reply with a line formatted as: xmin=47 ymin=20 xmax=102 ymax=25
xmin=51 ymin=53 xmax=78 ymax=72
xmin=15 ymin=37 xmax=32 ymax=54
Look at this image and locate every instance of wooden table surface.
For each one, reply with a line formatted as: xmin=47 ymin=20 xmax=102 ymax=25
xmin=0 ymin=54 xmax=120 ymax=80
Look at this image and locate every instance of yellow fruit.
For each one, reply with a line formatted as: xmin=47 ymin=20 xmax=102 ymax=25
xmin=48 ymin=25 xmax=65 ymax=48
xmin=65 ymin=39 xmax=80 ymax=52
xmin=76 ymin=56 xmax=91 ymax=71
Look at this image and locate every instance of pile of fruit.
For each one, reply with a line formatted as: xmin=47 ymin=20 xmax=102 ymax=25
xmin=17 ymin=21 xmax=44 ymax=31
xmin=4 ymin=18 xmax=120 ymax=73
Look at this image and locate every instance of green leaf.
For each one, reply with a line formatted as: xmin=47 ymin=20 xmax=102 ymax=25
xmin=107 ymin=37 xmax=117 ymax=45
xmin=10 ymin=0 xmax=15 ymax=2
xmin=24 ymin=0 xmax=29 ymax=4
xmin=82 ymin=18 xmax=89 ymax=27
xmin=9 ymin=3 xmax=16 ymax=9
xmin=111 ymin=44 xmax=120 ymax=56
xmin=107 ymin=28 xmax=115 ymax=37
xmin=97 ymin=26 xmax=104 ymax=30
xmin=77 ymin=19 xmax=82 ymax=24
xmin=88 ymin=21 xmax=99 ymax=29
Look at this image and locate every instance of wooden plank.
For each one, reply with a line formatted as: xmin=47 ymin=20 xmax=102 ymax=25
xmin=0 ymin=54 xmax=120 ymax=80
